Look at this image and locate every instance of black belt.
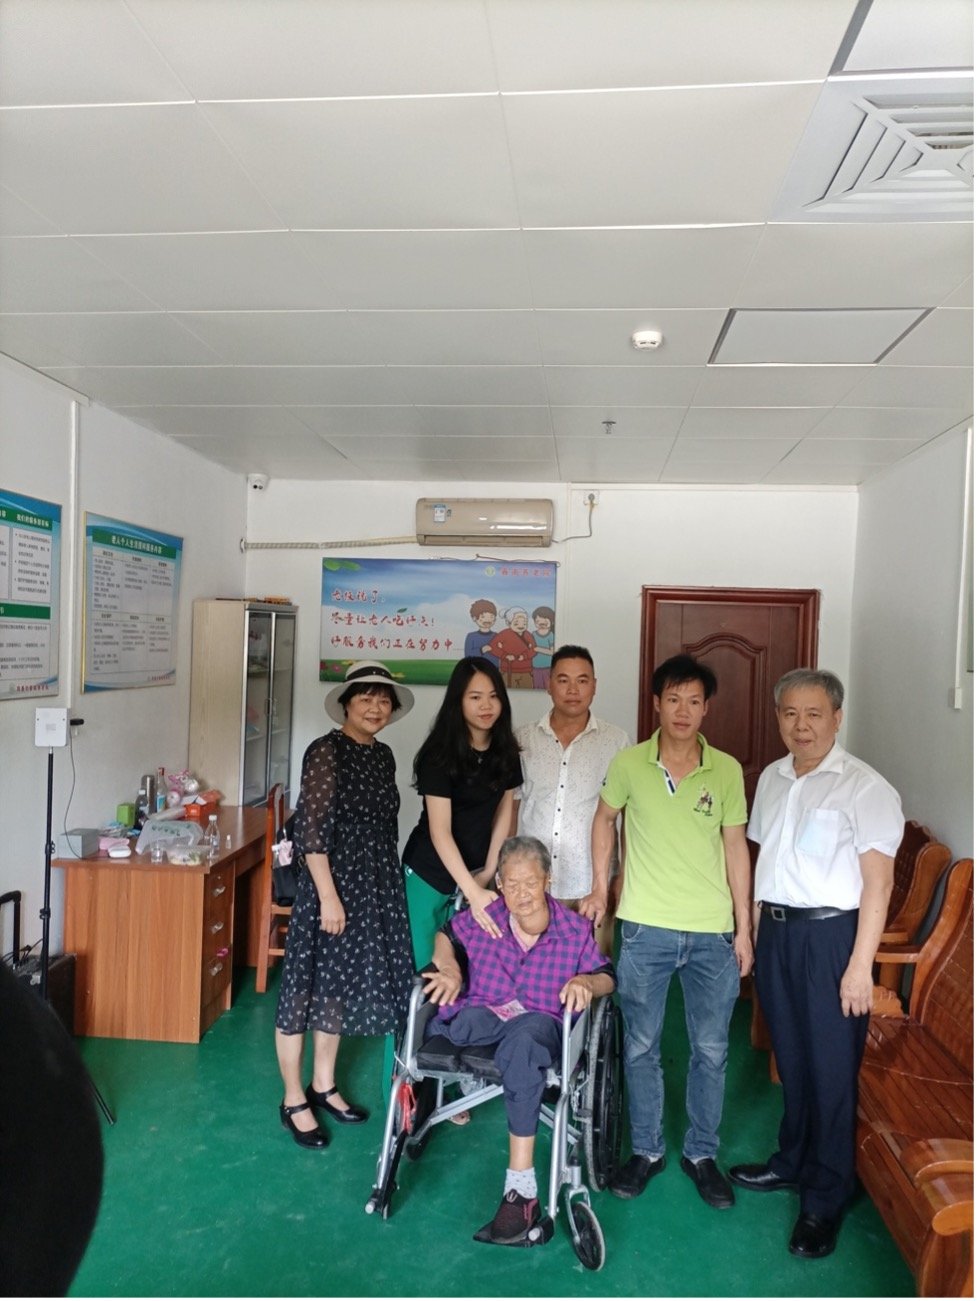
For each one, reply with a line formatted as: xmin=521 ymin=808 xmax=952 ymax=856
xmin=760 ymin=902 xmax=856 ymax=923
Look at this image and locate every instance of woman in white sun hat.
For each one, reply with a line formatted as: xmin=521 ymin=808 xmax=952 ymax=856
xmin=274 ymin=661 xmax=414 ymax=1148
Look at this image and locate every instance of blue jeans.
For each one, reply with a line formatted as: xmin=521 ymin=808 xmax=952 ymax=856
xmin=618 ymin=922 xmax=740 ymax=1162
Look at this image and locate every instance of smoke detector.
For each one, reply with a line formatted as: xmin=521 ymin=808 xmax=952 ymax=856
xmin=632 ymin=329 xmax=664 ymax=350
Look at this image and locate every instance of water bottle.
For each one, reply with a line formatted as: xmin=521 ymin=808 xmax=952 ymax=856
xmin=204 ymin=814 xmax=220 ymax=861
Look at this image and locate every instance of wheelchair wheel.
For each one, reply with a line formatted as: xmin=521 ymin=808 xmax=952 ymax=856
xmin=568 ymin=1201 xmax=605 ymax=1271
xmin=582 ymin=998 xmax=624 ymax=1192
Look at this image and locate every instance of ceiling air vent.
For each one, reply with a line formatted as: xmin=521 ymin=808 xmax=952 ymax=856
xmin=772 ymin=75 xmax=974 ymax=222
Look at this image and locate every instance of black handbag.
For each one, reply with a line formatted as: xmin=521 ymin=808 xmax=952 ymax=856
xmin=271 ymin=814 xmax=299 ymax=906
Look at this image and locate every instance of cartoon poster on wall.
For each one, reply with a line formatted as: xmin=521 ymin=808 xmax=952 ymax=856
xmin=0 ymin=489 xmax=61 ymax=700
xmin=319 ymin=557 xmax=558 ymax=689
xmin=82 ymin=514 xmax=183 ymax=691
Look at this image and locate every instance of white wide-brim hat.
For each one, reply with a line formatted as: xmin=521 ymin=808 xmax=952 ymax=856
xmin=324 ymin=660 xmax=415 ymax=724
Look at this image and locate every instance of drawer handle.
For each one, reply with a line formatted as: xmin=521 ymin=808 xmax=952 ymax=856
xmin=212 ymin=884 xmax=227 ymax=897
xmin=210 ymin=921 xmax=225 ymax=934
xmin=209 ymin=960 xmax=225 ymax=977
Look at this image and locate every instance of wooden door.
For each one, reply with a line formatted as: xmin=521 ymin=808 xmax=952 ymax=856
xmin=638 ymin=586 xmax=819 ymax=804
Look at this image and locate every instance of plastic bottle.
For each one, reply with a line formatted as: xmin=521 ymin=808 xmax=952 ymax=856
xmin=204 ymin=814 xmax=220 ymax=860
xmin=155 ymin=767 xmax=166 ymax=813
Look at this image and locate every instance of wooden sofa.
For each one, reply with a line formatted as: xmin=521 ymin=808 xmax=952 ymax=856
xmin=858 ymin=856 xmax=973 ymax=1297
xmin=876 ymin=821 xmax=952 ymax=992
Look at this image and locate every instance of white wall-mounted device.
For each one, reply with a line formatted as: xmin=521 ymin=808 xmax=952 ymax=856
xmin=34 ymin=707 xmax=69 ymax=748
xmin=416 ymin=498 xmax=554 ymax=548
xmin=631 ymin=329 xmax=664 ymax=350
xmin=247 ymin=473 xmax=270 ymax=491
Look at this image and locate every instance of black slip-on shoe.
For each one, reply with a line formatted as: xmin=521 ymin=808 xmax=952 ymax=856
xmin=608 ymin=1154 xmax=665 ymax=1199
xmin=680 ymin=1156 xmax=735 ymax=1208
xmin=728 ymin=1162 xmax=797 ymax=1192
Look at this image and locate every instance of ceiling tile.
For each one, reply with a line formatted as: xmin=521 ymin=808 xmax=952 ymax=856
xmin=0 ymin=311 xmax=222 ymax=366
xmin=412 ymin=407 xmax=552 ymax=437
xmin=544 ymin=366 xmax=701 ymax=406
xmin=536 ymin=309 xmax=727 ymax=365
xmin=762 ymin=462 xmax=875 ymax=484
xmin=292 ymin=231 xmax=533 ymax=309
xmin=487 ymin=0 xmax=856 ymax=89
xmin=0 ymin=0 xmax=193 ymax=106
xmin=168 ymin=429 xmax=352 ymax=476
xmin=881 ymin=308 xmax=974 ymax=365
xmin=941 ymin=276 xmax=973 ymax=308
xmin=713 ymin=308 xmax=925 ymax=364
xmin=665 ymin=437 xmax=799 ymax=465
xmin=738 ymin=222 xmax=974 ymax=308
xmin=0 ymin=184 xmax=61 ymax=236
xmin=550 ymin=407 xmax=686 ymax=439
xmin=677 ymin=406 xmax=830 ymax=438
xmin=839 ymin=364 xmax=974 ymax=407
xmin=807 ymin=405 xmax=971 ymax=439
xmin=0 ymin=105 xmax=282 ymax=235
xmin=503 ymin=83 xmax=822 ymax=226
xmin=169 ymin=311 xmax=374 ymax=365
xmin=840 ymin=0 xmax=972 ymax=73
xmin=74 ymin=232 xmax=344 ymax=310
xmin=127 ymin=0 xmax=497 ymax=99
xmin=555 ymin=437 xmax=672 ymax=479
xmin=353 ymin=311 xmax=541 ymax=366
xmin=523 ymin=227 xmax=762 ymax=309
xmin=324 ymin=433 xmax=556 ymax=462
xmin=64 ymin=365 xmax=407 ymax=406
xmin=392 ymin=367 xmax=548 ymax=405
xmin=126 ymin=405 xmax=319 ymax=440
xmin=199 ymin=97 xmax=519 ymax=229
xmin=340 ymin=457 xmax=561 ymax=482
xmin=784 ymin=437 xmax=923 ymax=465
xmin=0 ymin=237 xmax=157 ymax=311
xmin=693 ymin=365 xmax=870 ymax=406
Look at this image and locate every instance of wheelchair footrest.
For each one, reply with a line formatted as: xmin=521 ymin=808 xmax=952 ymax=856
xmin=473 ymin=1214 xmax=554 ymax=1248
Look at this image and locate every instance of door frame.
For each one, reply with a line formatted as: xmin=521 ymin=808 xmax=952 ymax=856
xmin=637 ymin=585 xmax=820 ymax=741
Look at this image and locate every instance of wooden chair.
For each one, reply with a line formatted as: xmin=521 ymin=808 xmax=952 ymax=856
xmin=255 ymin=784 xmax=291 ymax=994
xmin=859 ymin=857 xmax=973 ymax=1297
xmin=876 ymin=820 xmax=952 ymax=993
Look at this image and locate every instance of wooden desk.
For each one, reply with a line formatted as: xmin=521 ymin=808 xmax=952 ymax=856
xmin=54 ymin=806 xmax=266 ymax=1043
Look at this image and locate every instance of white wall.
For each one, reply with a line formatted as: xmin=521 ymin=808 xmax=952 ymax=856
xmin=0 ymin=356 xmax=247 ymax=953
xmin=849 ymin=427 xmax=973 ymax=858
xmin=244 ymin=479 xmax=858 ymax=848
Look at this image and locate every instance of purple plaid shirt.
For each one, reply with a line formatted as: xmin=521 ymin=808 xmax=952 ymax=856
xmin=437 ymin=895 xmax=614 ymax=1024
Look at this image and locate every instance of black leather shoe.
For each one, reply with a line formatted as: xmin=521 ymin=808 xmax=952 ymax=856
xmin=728 ymin=1162 xmax=797 ymax=1192
xmin=279 ymin=1100 xmax=328 ymax=1149
xmin=306 ymin=1083 xmax=368 ymax=1125
xmin=789 ymin=1212 xmax=840 ymax=1259
xmin=608 ymin=1154 xmax=665 ymax=1199
xmin=680 ymin=1156 xmax=734 ymax=1208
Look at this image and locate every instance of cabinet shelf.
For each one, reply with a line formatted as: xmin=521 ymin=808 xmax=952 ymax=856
xmin=190 ymin=600 xmax=297 ymax=807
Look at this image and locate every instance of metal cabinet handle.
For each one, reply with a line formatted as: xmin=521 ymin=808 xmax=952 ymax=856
xmin=212 ymin=883 xmax=226 ymax=897
xmin=210 ymin=920 xmax=224 ymax=934
xmin=209 ymin=959 xmax=225 ymax=977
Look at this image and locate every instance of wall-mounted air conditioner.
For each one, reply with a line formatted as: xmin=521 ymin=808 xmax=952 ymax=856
xmin=415 ymin=498 xmax=554 ymax=548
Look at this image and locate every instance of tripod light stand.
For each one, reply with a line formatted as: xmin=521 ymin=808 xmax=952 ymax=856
xmin=36 ymin=710 xmax=115 ymax=1125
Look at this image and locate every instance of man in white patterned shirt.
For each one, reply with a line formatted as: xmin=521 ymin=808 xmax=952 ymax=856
xmin=514 ymin=645 xmax=630 ymax=948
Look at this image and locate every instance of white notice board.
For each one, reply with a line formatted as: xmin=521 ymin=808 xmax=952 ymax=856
xmin=0 ymin=488 xmax=61 ymax=700
xmin=82 ymin=513 xmax=182 ymax=691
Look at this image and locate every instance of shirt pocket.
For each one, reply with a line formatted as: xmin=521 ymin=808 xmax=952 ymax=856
xmin=797 ymin=808 xmax=843 ymax=858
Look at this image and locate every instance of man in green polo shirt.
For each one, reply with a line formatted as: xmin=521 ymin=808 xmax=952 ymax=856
xmin=587 ymin=654 xmax=753 ymax=1209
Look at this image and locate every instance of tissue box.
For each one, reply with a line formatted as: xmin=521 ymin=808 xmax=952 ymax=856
xmin=58 ymin=828 xmax=100 ymax=857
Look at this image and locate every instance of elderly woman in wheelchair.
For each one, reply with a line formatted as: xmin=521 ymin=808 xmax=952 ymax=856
xmin=368 ymin=835 xmax=623 ymax=1268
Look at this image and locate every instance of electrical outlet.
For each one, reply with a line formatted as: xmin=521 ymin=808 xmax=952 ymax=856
xmin=583 ymin=490 xmax=600 ymax=506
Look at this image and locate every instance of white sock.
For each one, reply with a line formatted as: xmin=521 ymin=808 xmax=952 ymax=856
xmin=504 ymin=1167 xmax=537 ymax=1200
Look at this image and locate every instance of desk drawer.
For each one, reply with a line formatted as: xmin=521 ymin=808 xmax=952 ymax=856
xmin=201 ymin=864 xmax=234 ymax=1005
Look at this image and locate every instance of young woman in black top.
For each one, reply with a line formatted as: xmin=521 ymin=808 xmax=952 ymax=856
xmin=402 ymin=656 xmax=523 ymax=964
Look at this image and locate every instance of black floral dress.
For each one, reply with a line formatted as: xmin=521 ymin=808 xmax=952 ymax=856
xmin=275 ymin=730 xmax=413 ymax=1037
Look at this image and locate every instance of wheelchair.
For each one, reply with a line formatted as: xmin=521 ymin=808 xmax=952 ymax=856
xmin=365 ymin=976 xmax=624 ymax=1270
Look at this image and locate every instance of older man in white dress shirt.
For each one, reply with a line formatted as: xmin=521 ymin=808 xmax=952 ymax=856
xmin=513 ymin=645 xmax=629 ymax=948
xmin=729 ymin=668 xmax=903 ymax=1261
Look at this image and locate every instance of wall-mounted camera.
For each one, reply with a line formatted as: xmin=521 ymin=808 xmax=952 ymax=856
xmin=247 ymin=473 xmax=270 ymax=492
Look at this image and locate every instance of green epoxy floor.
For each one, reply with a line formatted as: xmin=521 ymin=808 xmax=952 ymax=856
xmin=72 ymin=972 xmax=913 ymax=1298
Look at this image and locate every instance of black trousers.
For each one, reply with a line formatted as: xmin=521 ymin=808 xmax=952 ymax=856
xmin=753 ymin=909 xmax=867 ymax=1219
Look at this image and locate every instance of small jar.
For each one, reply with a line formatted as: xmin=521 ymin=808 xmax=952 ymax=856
xmin=149 ymin=841 xmax=166 ymax=864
